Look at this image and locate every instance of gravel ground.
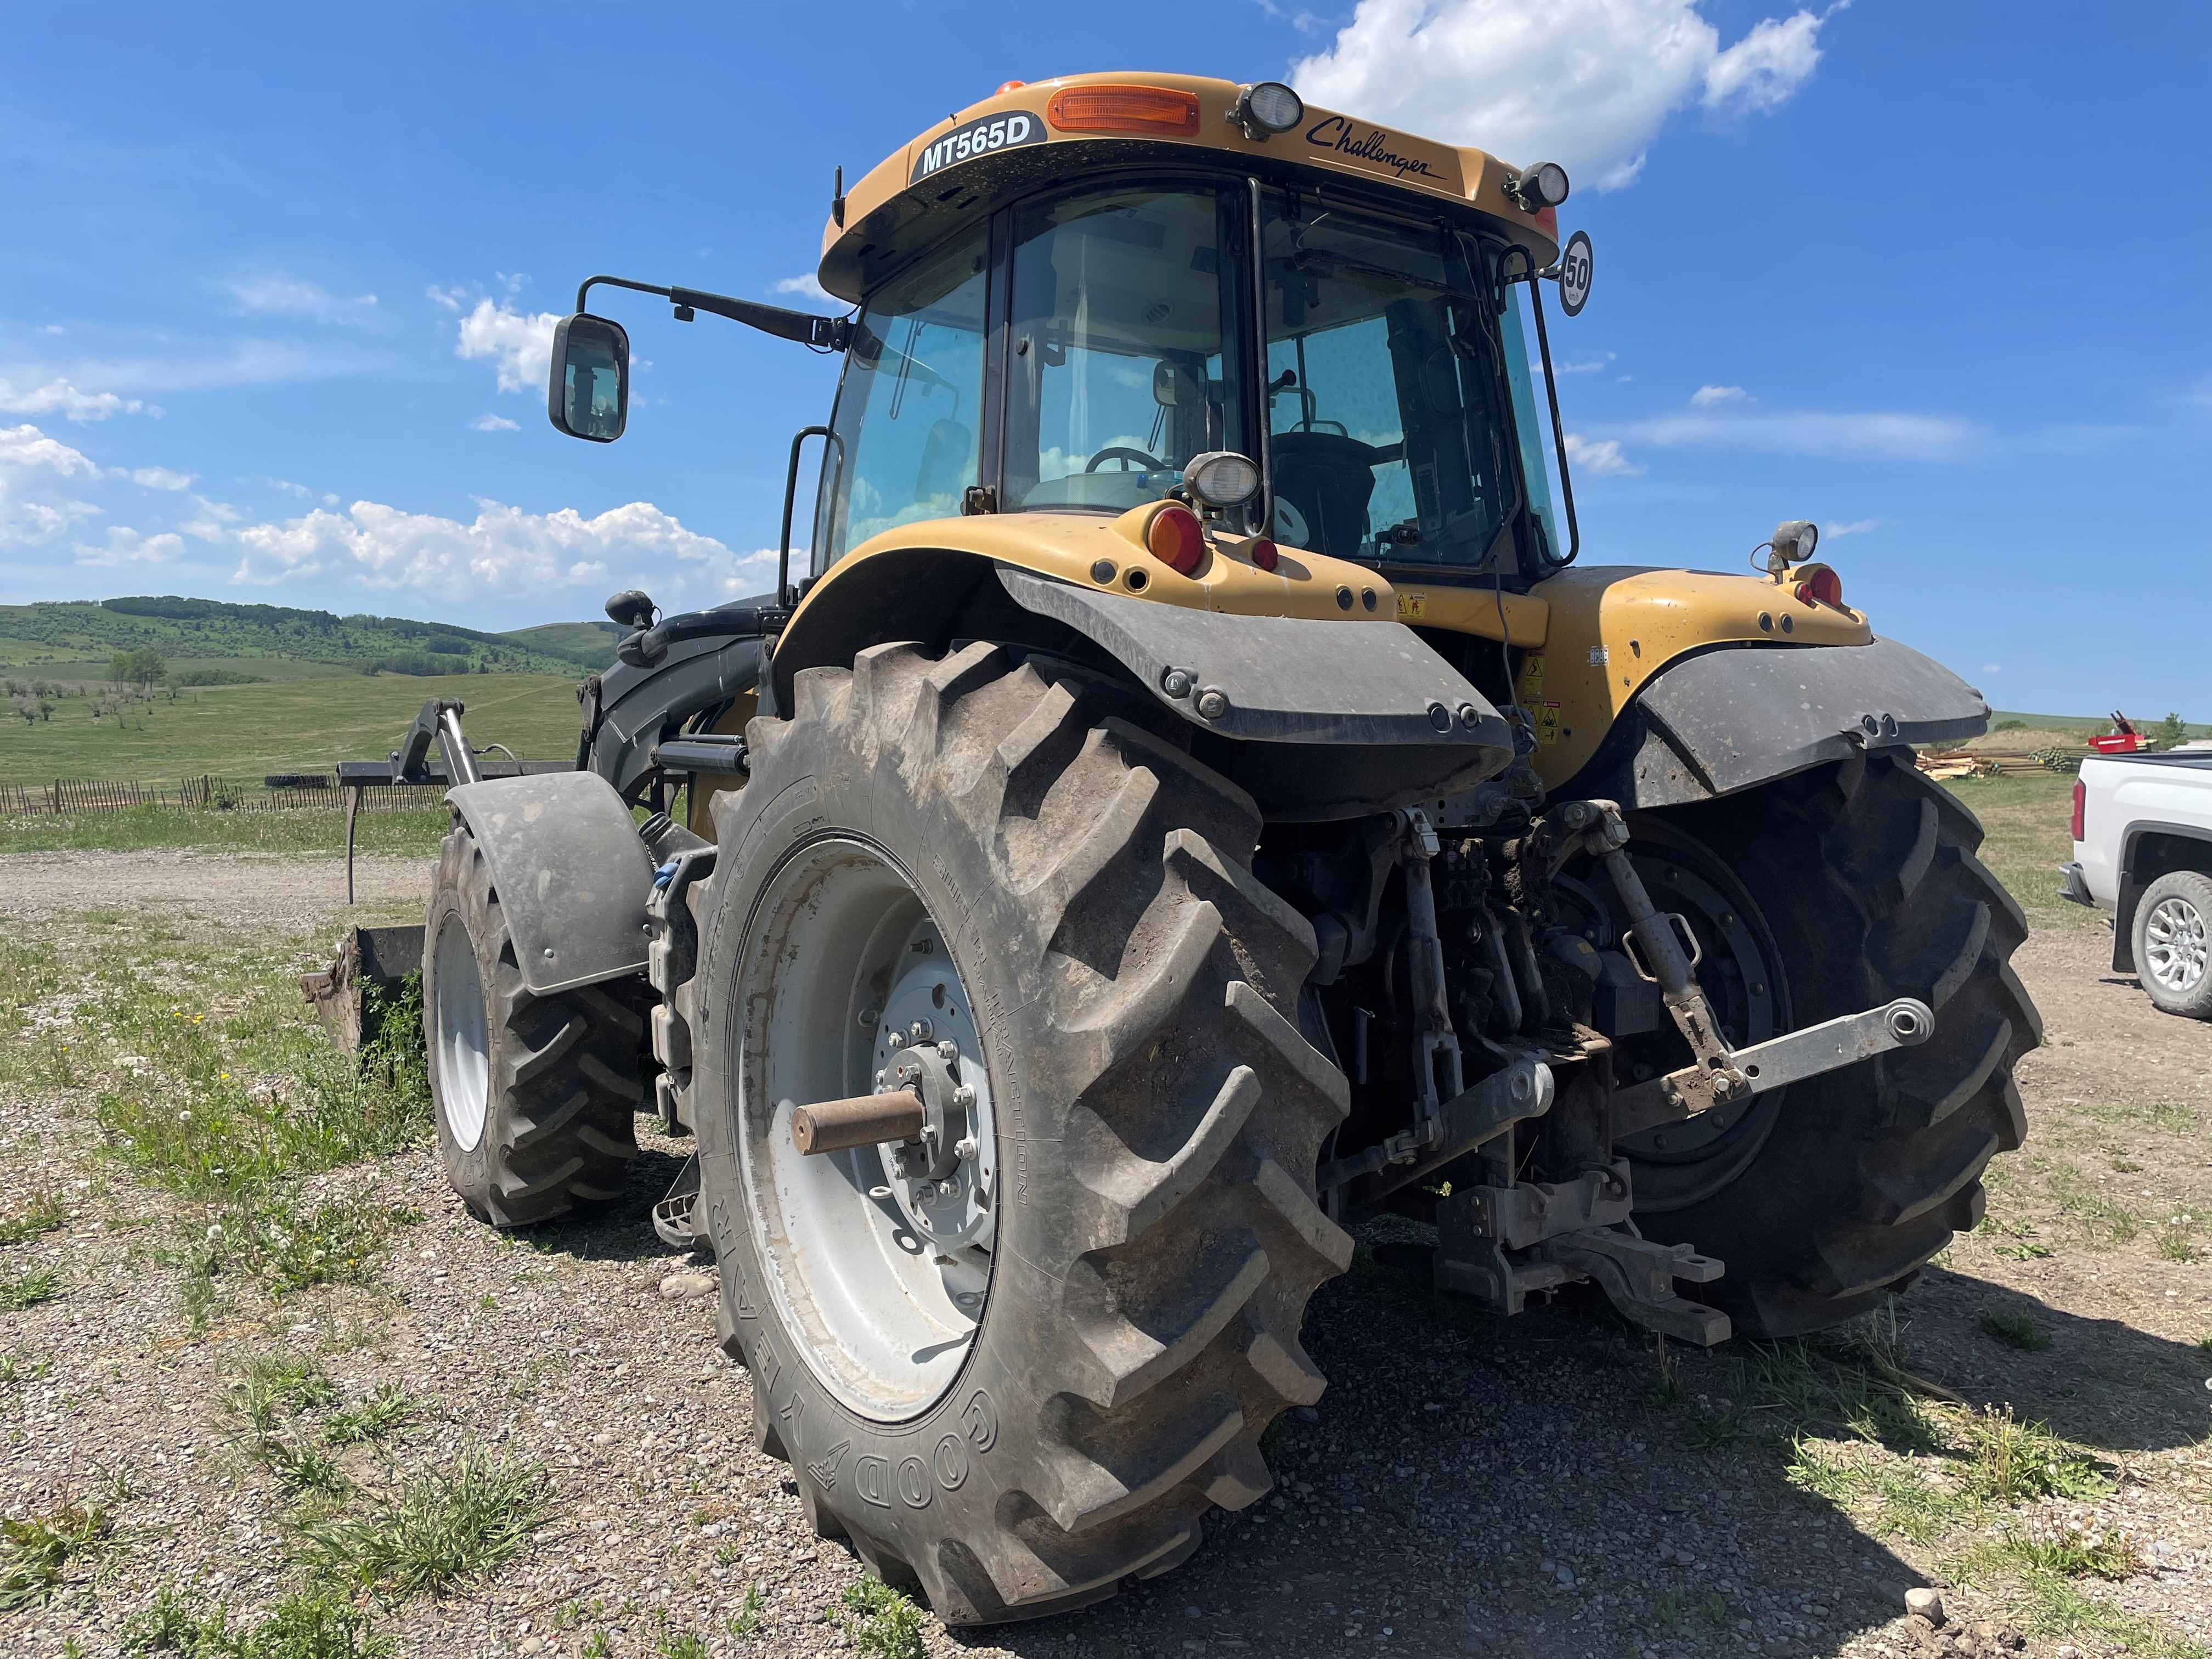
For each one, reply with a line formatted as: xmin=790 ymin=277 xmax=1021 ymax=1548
xmin=1 ymin=850 xmax=2207 ymax=1658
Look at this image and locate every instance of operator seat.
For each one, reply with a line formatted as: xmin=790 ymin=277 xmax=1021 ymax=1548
xmin=1270 ymin=430 xmax=1383 ymax=560
xmin=915 ymin=419 xmax=975 ymax=513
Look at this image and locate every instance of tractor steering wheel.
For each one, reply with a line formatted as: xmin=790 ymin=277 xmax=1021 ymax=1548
xmin=1084 ymin=446 xmax=1166 ymax=473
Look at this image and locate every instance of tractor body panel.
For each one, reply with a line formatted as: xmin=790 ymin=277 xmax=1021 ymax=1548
xmin=819 ymin=71 xmax=1560 ymax=307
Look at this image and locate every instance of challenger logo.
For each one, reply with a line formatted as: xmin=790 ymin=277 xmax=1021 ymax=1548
xmin=1304 ymin=115 xmax=1444 ymax=182
xmin=911 ymin=112 xmax=1046 ymax=183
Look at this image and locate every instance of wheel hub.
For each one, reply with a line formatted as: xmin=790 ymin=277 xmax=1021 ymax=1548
xmin=2145 ymin=896 xmax=2207 ymax=992
xmin=871 ymin=960 xmax=996 ymax=1251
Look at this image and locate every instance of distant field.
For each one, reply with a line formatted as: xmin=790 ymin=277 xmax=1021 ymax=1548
xmin=3 ymin=654 xmax=357 ymax=686
xmin=1942 ymin=770 xmax=2090 ymax=928
xmin=0 ymin=670 xmax=583 ymax=784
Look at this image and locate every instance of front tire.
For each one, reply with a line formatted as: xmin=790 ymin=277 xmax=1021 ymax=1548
xmin=689 ymin=643 xmax=1349 ymax=1624
xmin=1624 ymin=751 xmax=2040 ymax=1338
xmin=423 ymin=824 xmax=644 ymax=1226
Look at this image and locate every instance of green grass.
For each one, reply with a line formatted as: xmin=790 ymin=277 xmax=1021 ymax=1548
xmin=1938 ymin=772 xmax=2094 ymax=928
xmin=0 ymin=1191 xmax=66 ymax=1246
xmin=0 ymin=804 xmax=453 ymax=857
xmin=320 ymin=1386 xmax=419 ymax=1448
xmin=120 ymin=1584 xmax=397 ymax=1657
xmin=0 ymin=1265 xmax=61 ymax=1311
xmin=290 ymin=1448 xmax=551 ymax=1601
xmin=226 ymin=1353 xmax=340 ymax=1432
xmin=0 ymin=1504 xmax=111 ymax=1610
xmin=0 ymin=670 xmax=582 ymax=786
xmin=840 ymin=1580 xmax=928 ymax=1659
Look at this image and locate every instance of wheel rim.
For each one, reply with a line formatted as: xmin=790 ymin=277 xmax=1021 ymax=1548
xmin=2145 ymin=896 xmax=2208 ymax=992
xmin=1562 ymin=822 xmax=1791 ymax=1211
xmin=432 ymin=913 xmax=490 ymax=1153
xmin=735 ymin=835 xmax=998 ymax=1423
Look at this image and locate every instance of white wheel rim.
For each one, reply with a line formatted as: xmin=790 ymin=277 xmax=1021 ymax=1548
xmin=736 ymin=837 xmax=997 ymax=1422
xmin=2145 ymin=896 xmax=2208 ymax=993
xmin=432 ymin=913 xmax=490 ymax=1153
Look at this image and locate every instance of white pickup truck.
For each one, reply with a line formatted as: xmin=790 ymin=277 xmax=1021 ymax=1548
xmin=2063 ymin=751 xmax=2212 ymax=1017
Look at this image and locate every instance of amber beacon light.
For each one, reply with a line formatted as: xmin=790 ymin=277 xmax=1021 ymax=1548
xmin=1046 ymin=84 xmax=1203 ymax=136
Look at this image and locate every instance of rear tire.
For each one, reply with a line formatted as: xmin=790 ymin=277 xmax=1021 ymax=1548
xmin=1626 ymin=751 xmax=2040 ymax=1338
xmin=2131 ymin=870 xmax=2212 ymax=1019
xmin=424 ymin=823 xmax=644 ymax=1227
xmin=689 ymin=642 xmax=1349 ymax=1624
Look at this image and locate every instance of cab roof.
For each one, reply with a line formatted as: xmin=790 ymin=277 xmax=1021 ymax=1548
xmin=819 ymin=71 xmax=1561 ymax=305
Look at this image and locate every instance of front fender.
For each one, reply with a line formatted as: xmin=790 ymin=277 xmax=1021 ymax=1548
xmin=447 ymin=771 xmax=652 ymax=995
xmin=1564 ymin=637 xmax=1990 ymax=808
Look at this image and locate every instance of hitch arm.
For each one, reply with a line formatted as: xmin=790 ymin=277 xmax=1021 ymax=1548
xmin=1612 ymin=997 xmax=1934 ymax=1139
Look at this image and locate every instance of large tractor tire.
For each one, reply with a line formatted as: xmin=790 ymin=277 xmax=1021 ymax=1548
xmin=1618 ymin=749 xmax=2039 ymax=1338
xmin=688 ymin=642 xmax=1349 ymax=1624
xmin=423 ymin=823 xmax=643 ymax=1226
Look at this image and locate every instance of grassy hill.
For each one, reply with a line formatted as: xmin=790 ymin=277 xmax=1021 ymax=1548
xmin=0 ymin=595 xmax=616 ymax=681
xmin=500 ymin=619 xmax=623 ymax=668
xmin=0 ymin=670 xmax=583 ymax=784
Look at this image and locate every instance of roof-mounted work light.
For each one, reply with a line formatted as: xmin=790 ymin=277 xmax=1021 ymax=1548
xmin=1234 ymin=81 xmax=1305 ymax=139
xmin=1507 ymin=161 xmax=1571 ymax=212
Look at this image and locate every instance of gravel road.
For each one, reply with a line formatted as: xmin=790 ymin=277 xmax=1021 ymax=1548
xmin=1 ymin=850 xmax=2206 ymax=1659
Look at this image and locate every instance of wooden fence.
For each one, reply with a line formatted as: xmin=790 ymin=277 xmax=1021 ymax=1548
xmin=0 ymin=775 xmax=450 ymax=817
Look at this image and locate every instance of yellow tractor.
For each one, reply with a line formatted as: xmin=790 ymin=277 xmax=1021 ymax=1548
xmin=414 ymin=73 xmax=2034 ymax=1623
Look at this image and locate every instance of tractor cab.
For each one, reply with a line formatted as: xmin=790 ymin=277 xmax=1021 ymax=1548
xmin=550 ymin=73 xmax=1589 ymax=608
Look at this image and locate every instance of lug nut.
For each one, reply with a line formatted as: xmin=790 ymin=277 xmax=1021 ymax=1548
xmin=908 ymin=1018 xmax=933 ymax=1043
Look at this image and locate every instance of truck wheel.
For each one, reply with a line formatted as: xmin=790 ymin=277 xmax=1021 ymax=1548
xmin=1618 ymin=750 xmax=2039 ymax=1338
xmin=689 ymin=642 xmax=1348 ymax=1624
xmin=2132 ymin=870 xmax=2212 ymax=1019
xmin=423 ymin=823 xmax=643 ymax=1226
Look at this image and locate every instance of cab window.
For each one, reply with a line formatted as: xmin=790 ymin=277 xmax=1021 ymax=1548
xmin=815 ymin=230 xmax=987 ymax=568
xmin=1002 ymin=183 xmax=1251 ymax=516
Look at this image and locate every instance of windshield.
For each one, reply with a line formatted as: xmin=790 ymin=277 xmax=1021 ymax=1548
xmin=814 ymin=229 xmax=987 ymax=569
xmin=1003 ymin=182 xmax=1251 ymax=517
xmin=1259 ymin=191 xmax=1519 ymax=568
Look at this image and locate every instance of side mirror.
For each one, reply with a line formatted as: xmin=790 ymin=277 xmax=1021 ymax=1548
xmin=548 ymin=314 xmax=630 ymax=442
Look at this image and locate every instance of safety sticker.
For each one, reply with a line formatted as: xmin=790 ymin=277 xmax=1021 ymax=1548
xmin=1396 ymin=591 xmax=1427 ymax=620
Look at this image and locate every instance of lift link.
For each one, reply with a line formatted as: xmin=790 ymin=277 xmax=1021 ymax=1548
xmin=1397 ymin=806 xmax=1462 ymax=1162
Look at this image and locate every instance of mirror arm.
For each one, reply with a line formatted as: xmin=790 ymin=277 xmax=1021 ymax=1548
xmin=1498 ymin=247 xmax=1579 ymax=567
xmin=575 ymin=275 xmax=850 ymax=351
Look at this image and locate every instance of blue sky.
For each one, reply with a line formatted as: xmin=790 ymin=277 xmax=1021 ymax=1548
xmin=2 ymin=1 xmax=2205 ymax=717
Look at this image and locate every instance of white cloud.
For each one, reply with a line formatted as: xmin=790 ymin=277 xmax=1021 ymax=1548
xmin=1823 ymin=517 xmax=1881 ymax=537
xmin=1256 ymin=0 xmax=1330 ymax=32
xmin=0 ymin=424 xmax=99 ymax=480
xmin=1980 ymin=663 xmax=2001 ymax=674
xmin=58 ymin=340 xmax=381 ymax=393
xmin=0 ymin=376 xmax=147 ymax=422
xmin=772 ymin=274 xmax=836 ymax=307
xmin=230 ymin=497 xmax=772 ymax=601
xmin=1291 ymin=0 xmax=1842 ymax=191
xmin=1564 ymin=432 xmax=1643 ymax=476
xmin=454 ymin=298 xmax=561 ymax=395
xmin=0 ymin=423 xmax=103 ymax=548
xmin=426 ymin=284 xmax=469 ymax=313
xmin=1689 ymin=384 xmax=1749 ymax=407
xmin=1615 ymin=409 xmax=1985 ymax=462
xmin=1548 ymin=352 xmax=1617 ymax=375
xmin=1702 ymin=9 xmax=1832 ymax=113
xmin=224 ymin=274 xmax=380 ymax=325
xmin=74 ymin=525 xmax=184 ymax=567
xmin=118 ymin=466 xmax=195 ymax=490
xmin=471 ymin=413 xmax=521 ymax=432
